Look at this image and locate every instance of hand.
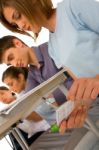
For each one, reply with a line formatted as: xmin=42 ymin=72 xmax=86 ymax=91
xmin=59 ymin=103 xmax=88 ymax=134
xmin=59 ymin=75 xmax=99 ymax=134
xmin=67 ymin=76 xmax=99 ymax=101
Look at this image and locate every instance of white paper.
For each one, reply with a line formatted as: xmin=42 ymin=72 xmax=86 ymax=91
xmin=56 ymin=101 xmax=75 ymax=125
xmin=0 ymin=100 xmax=18 ymax=114
xmin=17 ymin=119 xmax=50 ymax=138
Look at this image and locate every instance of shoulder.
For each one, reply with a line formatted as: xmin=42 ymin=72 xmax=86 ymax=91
xmin=70 ymin=0 xmax=98 ymax=13
xmin=62 ymin=0 xmax=97 ymax=11
xmin=39 ymin=42 xmax=49 ymax=56
xmin=27 ymin=66 xmax=35 ymax=79
xmin=39 ymin=42 xmax=48 ymax=51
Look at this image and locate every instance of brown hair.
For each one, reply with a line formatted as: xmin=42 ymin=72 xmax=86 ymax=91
xmin=0 ymin=86 xmax=16 ymax=96
xmin=0 ymin=0 xmax=54 ymax=38
xmin=0 ymin=86 xmax=9 ymax=91
xmin=2 ymin=66 xmax=28 ymax=82
xmin=0 ymin=35 xmax=27 ymax=63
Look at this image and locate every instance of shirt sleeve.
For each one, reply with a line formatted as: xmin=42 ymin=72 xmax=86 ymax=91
xmin=63 ymin=0 xmax=99 ymax=33
xmin=25 ymin=77 xmax=39 ymax=93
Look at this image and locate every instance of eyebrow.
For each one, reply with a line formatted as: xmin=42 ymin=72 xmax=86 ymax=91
xmin=9 ymin=12 xmax=15 ymax=24
xmin=12 ymin=12 xmax=15 ymax=20
xmin=12 ymin=10 xmax=17 ymax=21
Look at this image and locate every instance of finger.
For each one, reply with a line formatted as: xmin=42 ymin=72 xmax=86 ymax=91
xmin=74 ymin=106 xmax=87 ymax=128
xmin=75 ymin=79 xmax=87 ymax=101
xmin=91 ymin=87 xmax=99 ymax=99
xmin=82 ymin=80 xmax=94 ymax=100
xmin=74 ymin=109 xmax=83 ymax=128
xmin=16 ymin=60 xmax=20 ymax=67
xmin=79 ymin=106 xmax=88 ymax=127
xmin=67 ymin=80 xmax=79 ymax=100
xmin=59 ymin=120 xmax=66 ymax=134
xmin=66 ymin=108 xmax=80 ymax=128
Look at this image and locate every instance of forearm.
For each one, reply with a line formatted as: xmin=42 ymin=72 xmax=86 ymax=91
xmin=26 ymin=111 xmax=43 ymax=121
xmin=95 ymin=74 xmax=99 ymax=79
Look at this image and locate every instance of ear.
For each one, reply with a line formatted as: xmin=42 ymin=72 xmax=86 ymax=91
xmin=13 ymin=39 xmax=24 ymax=48
xmin=18 ymin=74 xmax=25 ymax=82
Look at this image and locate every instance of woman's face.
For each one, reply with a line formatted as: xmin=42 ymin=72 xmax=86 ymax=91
xmin=0 ymin=89 xmax=16 ymax=104
xmin=3 ymin=6 xmax=41 ymax=34
xmin=3 ymin=75 xmax=26 ymax=93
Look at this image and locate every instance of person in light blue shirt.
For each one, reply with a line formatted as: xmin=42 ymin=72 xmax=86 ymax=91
xmin=48 ymin=0 xmax=99 ymax=77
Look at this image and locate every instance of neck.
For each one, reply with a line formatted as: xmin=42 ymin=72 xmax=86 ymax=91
xmin=44 ymin=9 xmax=56 ymax=32
xmin=29 ymin=48 xmax=40 ymax=69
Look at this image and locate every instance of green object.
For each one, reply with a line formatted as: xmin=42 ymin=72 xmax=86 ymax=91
xmin=50 ymin=124 xmax=59 ymax=133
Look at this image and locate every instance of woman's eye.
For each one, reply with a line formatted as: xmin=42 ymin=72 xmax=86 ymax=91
xmin=8 ymin=82 xmax=13 ymax=87
xmin=14 ymin=11 xmax=21 ymax=20
xmin=7 ymin=54 xmax=14 ymax=62
xmin=11 ymin=23 xmax=18 ymax=28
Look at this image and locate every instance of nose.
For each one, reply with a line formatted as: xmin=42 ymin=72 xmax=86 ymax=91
xmin=8 ymin=84 xmax=14 ymax=92
xmin=10 ymin=89 xmax=16 ymax=94
xmin=17 ymin=20 xmax=26 ymax=30
xmin=11 ymin=87 xmax=17 ymax=93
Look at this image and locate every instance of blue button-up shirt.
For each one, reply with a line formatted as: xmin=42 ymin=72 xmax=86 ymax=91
xmin=49 ymin=0 xmax=99 ymax=77
xmin=23 ymin=43 xmax=67 ymax=124
xmin=25 ymin=42 xmax=66 ymax=105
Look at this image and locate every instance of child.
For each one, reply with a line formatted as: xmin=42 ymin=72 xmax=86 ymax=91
xmin=0 ymin=86 xmax=16 ymax=104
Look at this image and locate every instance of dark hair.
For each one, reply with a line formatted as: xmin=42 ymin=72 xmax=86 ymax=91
xmin=0 ymin=0 xmax=54 ymax=39
xmin=0 ymin=86 xmax=9 ymax=91
xmin=2 ymin=66 xmax=28 ymax=82
xmin=0 ymin=35 xmax=26 ymax=63
xmin=0 ymin=85 xmax=16 ymax=96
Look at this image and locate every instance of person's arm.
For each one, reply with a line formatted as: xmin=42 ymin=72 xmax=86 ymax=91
xmin=24 ymin=70 xmax=43 ymax=121
xmin=71 ymin=0 xmax=99 ymax=33
xmin=59 ymin=105 xmax=87 ymax=134
xmin=45 ymin=95 xmax=59 ymax=109
xmin=25 ymin=72 xmax=39 ymax=92
xmin=59 ymin=75 xmax=99 ymax=133
xmin=67 ymin=76 xmax=99 ymax=101
xmin=67 ymin=0 xmax=99 ymax=33
xmin=26 ymin=111 xmax=43 ymax=121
